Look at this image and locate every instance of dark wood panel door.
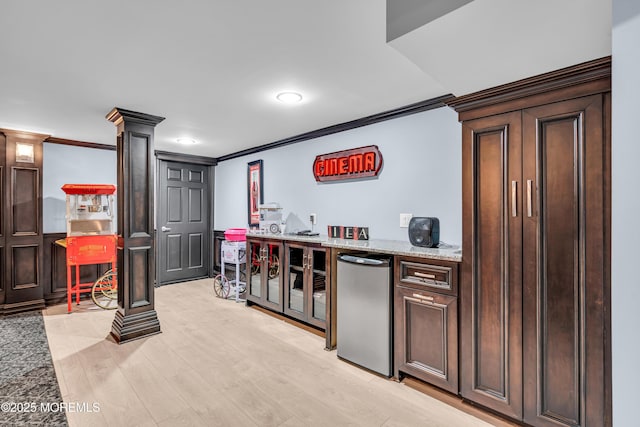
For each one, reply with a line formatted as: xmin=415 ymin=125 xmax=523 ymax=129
xmin=1 ymin=129 xmax=47 ymax=313
xmin=395 ymin=285 xmax=458 ymax=393
xmin=0 ymin=135 xmax=4 ymax=304
xmin=522 ymin=95 xmax=607 ymax=427
xmin=460 ymin=111 xmax=523 ymax=419
xmin=157 ymin=160 xmax=210 ymax=284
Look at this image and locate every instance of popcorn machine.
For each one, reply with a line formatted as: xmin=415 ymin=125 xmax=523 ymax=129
xmin=61 ymin=184 xmax=117 ymax=313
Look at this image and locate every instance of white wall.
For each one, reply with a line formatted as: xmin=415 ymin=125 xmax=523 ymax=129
xmin=612 ymin=1 xmax=640 ymax=425
xmin=43 ymin=143 xmax=117 ymax=233
xmin=215 ymin=107 xmax=462 ymax=244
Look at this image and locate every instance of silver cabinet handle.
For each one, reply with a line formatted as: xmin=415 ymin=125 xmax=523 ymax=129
xmin=161 ymin=226 xmax=171 ymax=232
xmin=302 ymin=254 xmax=308 ymax=270
xmin=527 ymin=179 xmax=533 ymax=217
xmin=511 ymin=181 xmax=517 ymax=217
xmin=414 ymin=272 xmax=436 ymax=280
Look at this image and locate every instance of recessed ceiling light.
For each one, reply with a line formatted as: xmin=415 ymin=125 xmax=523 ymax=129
xmin=177 ymin=138 xmax=197 ymax=145
xmin=276 ymin=92 xmax=303 ymax=103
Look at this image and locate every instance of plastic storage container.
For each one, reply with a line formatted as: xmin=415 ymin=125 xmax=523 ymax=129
xmin=224 ymin=228 xmax=247 ymax=241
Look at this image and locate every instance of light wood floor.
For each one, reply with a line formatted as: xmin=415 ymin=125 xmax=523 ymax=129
xmin=43 ymin=279 xmax=501 ymax=427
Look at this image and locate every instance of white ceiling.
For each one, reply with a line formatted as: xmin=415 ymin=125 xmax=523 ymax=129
xmin=0 ymin=0 xmax=611 ymax=158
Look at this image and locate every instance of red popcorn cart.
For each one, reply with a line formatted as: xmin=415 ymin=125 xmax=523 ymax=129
xmin=61 ymin=184 xmax=117 ymax=313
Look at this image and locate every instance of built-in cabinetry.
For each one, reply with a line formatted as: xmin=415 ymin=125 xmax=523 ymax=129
xmin=451 ymin=57 xmax=611 ymax=426
xmin=394 ymin=256 xmax=459 ymax=394
xmin=0 ymin=129 xmax=49 ymax=315
xmin=246 ymin=237 xmax=284 ymax=312
xmin=284 ymin=242 xmax=327 ymax=329
xmin=246 ymin=236 xmax=328 ymax=332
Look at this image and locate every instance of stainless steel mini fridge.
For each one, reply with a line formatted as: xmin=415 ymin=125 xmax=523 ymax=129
xmin=336 ymin=254 xmax=392 ymax=377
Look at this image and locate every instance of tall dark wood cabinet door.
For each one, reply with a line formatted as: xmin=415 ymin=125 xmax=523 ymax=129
xmin=461 ymin=111 xmax=523 ymax=419
xmin=522 ymin=95 xmax=607 ymax=427
xmin=157 ymin=160 xmax=210 ymax=284
xmin=0 ymin=135 xmax=4 ymax=303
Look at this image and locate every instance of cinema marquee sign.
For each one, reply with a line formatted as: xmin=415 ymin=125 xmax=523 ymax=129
xmin=313 ymin=145 xmax=383 ymax=182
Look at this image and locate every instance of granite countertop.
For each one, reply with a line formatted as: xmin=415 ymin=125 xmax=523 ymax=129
xmin=245 ymin=231 xmax=325 ymax=244
xmin=245 ymin=232 xmax=462 ymax=262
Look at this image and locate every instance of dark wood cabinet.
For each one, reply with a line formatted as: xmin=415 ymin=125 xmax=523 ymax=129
xmin=1 ymin=129 xmax=49 ymax=314
xmin=245 ymin=236 xmax=328 ymax=332
xmin=459 ymin=110 xmax=524 ymax=419
xmin=246 ymin=237 xmax=284 ymax=312
xmin=394 ymin=257 xmax=459 ymax=394
xmin=213 ymin=230 xmax=225 ymax=274
xmin=246 ymin=236 xmax=331 ymax=334
xmin=521 ymin=95 xmax=608 ymax=427
xmin=453 ymin=58 xmax=611 ymax=426
xmin=283 ymin=242 xmax=327 ymax=329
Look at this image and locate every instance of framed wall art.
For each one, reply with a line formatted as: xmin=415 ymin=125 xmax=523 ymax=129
xmin=247 ymin=160 xmax=263 ymax=226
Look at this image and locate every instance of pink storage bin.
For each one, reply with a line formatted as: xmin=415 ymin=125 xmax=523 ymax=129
xmin=224 ymin=228 xmax=247 ymax=241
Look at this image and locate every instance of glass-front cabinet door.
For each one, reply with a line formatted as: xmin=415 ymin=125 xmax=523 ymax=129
xmin=264 ymin=242 xmax=282 ymax=309
xmin=247 ymin=239 xmax=262 ymax=301
xmin=284 ymin=243 xmax=327 ymax=329
xmin=246 ymin=238 xmax=283 ymax=311
xmin=285 ymin=244 xmax=306 ymax=321
xmin=307 ymin=247 xmax=327 ymax=328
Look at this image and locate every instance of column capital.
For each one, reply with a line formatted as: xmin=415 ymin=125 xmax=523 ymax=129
xmin=106 ymin=107 xmax=165 ymax=128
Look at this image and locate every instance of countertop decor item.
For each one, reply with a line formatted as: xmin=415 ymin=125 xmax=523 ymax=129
xmin=328 ymin=225 xmax=369 ymax=240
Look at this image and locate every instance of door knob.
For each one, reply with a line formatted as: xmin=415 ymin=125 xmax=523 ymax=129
xmin=161 ymin=226 xmax=171 ymax=232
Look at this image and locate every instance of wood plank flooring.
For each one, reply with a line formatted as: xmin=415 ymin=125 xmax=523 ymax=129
xmin=43 ymin=279 xmax=499 ymax=427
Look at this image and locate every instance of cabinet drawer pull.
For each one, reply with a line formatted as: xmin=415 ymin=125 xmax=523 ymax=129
xmin=414 ymin=272 xmax=436 ymax=280
xmin=302 ymin=254 xmax=308 ymax=269
xmin=412 ymin=293 xmax=434 ymax=301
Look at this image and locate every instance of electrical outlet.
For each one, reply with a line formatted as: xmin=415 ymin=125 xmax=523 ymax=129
xmin=399 ymin=213 xmax=412 ymax=228
xmin=310 ymin=213 xmax=317 ymax=225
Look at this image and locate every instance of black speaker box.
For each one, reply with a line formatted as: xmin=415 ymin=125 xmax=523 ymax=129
xmin=408 ymin=217 xmax=440 ymax=248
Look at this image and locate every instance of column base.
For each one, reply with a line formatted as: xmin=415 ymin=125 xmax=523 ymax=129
xmin=0 ymin=299 xmax=46 ymax=315
xmin=110 ymin=309 xmax=161 ymax=344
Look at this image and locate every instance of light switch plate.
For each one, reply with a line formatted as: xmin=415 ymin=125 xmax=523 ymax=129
xmin=400 ymin=213 xmax=412 ymax=228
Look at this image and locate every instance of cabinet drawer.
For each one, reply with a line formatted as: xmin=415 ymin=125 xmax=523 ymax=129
xmin=394 ymin=285 xmax=458 ymax=393
xmin=398 ymin=260 xmax=457 ymax=295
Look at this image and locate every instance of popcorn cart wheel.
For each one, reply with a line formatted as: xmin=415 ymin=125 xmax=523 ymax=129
xmin=91 ymin=268 xmax=118 ymax=310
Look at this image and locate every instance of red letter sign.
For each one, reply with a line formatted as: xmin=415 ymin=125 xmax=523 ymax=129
xmin=313 ymin=145 xmax=383 ymax=182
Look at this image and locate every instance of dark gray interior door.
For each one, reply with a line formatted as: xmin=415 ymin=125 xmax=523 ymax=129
xmin=158 ymin=160 xmax=210 ymax=284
